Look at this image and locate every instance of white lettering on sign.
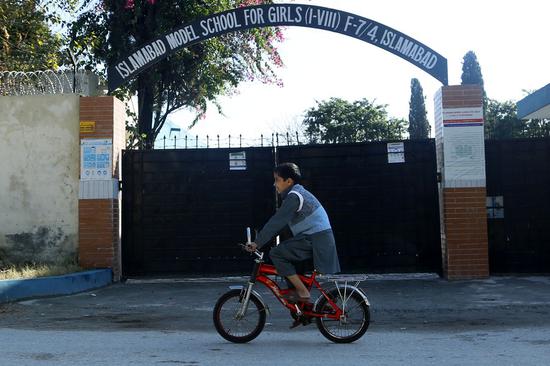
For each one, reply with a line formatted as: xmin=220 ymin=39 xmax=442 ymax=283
xmin=200 ymin=12 xmax=243 ymax=36
xmin=114 ymin=40 xmax=167 ymax=78
xmin=267 ymin=5 xmax=303 ymax=23
xmin=244 ymin=7 xmax=265 ymax=25
xmin=380 ymin=30 xmax=438 ymax=69
xmin=165 ymin=25 xmax=200 ymax=50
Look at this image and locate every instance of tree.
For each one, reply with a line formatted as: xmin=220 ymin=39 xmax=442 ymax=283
xmin=523 ymin=118 xmax=550 ymax=138
xmin=0 ymin=0 xmax=64 ymax=71
xmin=302 ymin=98 xmax=407 ymax=144
xmin=484 ymin=99 xmax=523 ymax=139
xmin=485 ymin=99 xmax=550 ymax=139
xmin=70 ymin=0 xmax=284 ymax=149
xmin=408 ymin=78 xmax=430 ymax=139
xmin=461 ymin=51 xmax=484 ymax=87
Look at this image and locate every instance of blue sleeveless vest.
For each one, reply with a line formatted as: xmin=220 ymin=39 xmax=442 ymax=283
xmin=286 ymin=184 xmax=332 ymax=236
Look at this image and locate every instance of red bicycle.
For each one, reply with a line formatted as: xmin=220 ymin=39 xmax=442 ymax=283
xmin=213 ymin=243 xmax=371 ymax=343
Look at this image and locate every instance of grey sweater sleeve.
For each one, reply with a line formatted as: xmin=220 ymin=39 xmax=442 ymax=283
xmin=255 ymin=193 xmax=300 ymax=248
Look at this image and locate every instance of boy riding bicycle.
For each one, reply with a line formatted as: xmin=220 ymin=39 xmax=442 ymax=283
xmin=245 ymin=163 xmax=340 ymax=302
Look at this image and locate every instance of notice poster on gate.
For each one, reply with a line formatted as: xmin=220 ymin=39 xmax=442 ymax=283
xmin=81 ymin=139 xmax=112 ymax=180
xmin=387 ymin=142 xmax=405 ymax=163
xmin=229 ymin=151 xmax=247 ymax=170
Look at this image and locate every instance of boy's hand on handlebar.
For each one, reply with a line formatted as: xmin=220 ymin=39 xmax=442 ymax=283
xmin=245 ymin=242 xmax=258 ymax=253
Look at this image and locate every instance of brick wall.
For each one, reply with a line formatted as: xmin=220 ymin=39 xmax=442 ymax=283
xmin=79 ymin=96 xmax=125 ymax=280
xmin=441 ymin=85 xmax=484 ymax=108
xmin=444 ymin=188 xmax=489 ymax=278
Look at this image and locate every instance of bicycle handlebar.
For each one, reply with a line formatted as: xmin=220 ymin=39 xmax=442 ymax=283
xmin=238 ymin=243 xmax=264 ymax=259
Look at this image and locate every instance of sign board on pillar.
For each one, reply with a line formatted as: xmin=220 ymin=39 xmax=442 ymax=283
xmin=435 ymin=103 xmax=486 ymax=188
xmin=79 ymin=138 xmax=118 ymax=200
xmin=81 ymin=139 xmax=112 ymax=180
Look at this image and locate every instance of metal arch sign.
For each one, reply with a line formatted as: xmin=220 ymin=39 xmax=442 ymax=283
xmin=107 ymin=4 xmax=448 ymax=92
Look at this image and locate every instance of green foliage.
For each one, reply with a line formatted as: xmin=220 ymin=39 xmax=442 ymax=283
xmin=302 ymin=98 xmax=407 ymax=144
xmin=461 ymin=50 xmax=484 ymax=87
xmin=522 ymin=118 xmax=550 ymax=138
xmin=0 ymin=0 xmax=64 ymax=71
xmin=485 ymin=99 xmax=522 ymax=139
xmin=408 ymin=78 xmax=430 ymax=139
xmin=70 ymin=0 xmax=284 ymax=148
xmin=485 ymin=99 xmax=550 ymax=139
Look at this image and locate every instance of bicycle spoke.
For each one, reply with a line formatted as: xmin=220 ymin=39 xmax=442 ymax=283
xmin=218 ymin=295 xmax=261 ymax=337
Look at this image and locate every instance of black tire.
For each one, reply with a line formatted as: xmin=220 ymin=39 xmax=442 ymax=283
xmin=315 ymin=288 xmax=370 ymax=343
xmin=213 ymin=289 xmax=266 ymax=343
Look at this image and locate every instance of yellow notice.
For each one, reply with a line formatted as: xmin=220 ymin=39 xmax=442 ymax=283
xmin=80 ymin=121 xmax=96 ymax=133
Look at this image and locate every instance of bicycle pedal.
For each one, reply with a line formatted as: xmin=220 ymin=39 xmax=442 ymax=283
xmin=289 ymin=319 xmax=302 ymax=329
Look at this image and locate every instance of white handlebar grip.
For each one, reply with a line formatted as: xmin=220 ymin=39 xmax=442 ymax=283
xmin=246 ymin=227 xmax=251 ymax=243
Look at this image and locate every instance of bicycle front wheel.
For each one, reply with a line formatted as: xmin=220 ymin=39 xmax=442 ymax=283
xmin=213 ymin=289 xmax=266 ymax=343
xmin=315 ymin=288 xmax=370 ymax=343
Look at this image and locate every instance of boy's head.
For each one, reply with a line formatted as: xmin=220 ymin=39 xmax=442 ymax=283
xmin=273 ymin=163 xmax=301 ymax=193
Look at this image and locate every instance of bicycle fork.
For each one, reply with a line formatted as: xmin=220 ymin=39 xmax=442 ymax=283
xmin=236 ymin=281 xmax=255 ymax=319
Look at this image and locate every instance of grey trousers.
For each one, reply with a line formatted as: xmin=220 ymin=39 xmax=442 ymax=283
xmin=269 ymin=236 xmax=312 ymax=277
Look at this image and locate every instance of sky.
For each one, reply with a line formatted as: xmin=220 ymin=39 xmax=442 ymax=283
xmin=158 ymin=0 xmax=550 ymax=147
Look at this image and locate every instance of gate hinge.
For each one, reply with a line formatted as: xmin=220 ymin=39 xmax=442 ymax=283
xmin=118 ymin=180 xmax=123 ymax=191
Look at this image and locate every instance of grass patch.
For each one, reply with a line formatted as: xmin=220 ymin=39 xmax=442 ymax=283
xmin=0 ymin=263 xmax=83 ymax=281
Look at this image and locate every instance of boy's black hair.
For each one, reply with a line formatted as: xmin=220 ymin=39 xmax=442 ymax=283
xmin=274 ymin=162 xmax=302 ymax=184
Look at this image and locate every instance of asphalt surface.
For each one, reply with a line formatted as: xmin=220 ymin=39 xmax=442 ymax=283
xmin=1 ymin=274 xmax=550 ymax=365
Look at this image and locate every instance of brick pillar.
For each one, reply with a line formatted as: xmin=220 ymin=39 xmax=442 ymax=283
xmin=78 ymin=96 xmax=125 ymax=281
xmin=434 ymin=85 xmax=489 ymax=279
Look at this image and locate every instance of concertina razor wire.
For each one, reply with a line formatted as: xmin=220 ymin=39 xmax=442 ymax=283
xmin=0 ymin=70 xmax=99 ymax=96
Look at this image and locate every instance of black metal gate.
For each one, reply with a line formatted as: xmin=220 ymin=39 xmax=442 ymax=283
xmin=278 ymin=140 xmax=442 ymax=273
xmin=122 ymin=148 xmax=275 ymax=276
xmin=122 ymin=140 xmax=442 ymax=276
xmin=485 ymin=138 xmax=550 ymax=273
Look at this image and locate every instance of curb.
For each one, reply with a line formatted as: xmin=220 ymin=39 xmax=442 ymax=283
xmin=0 ymin=269 xmax=112 ymax=304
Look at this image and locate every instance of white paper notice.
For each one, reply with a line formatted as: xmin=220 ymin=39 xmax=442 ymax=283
xmin=229 ymin=151 xmax=247 ymax=170
xmin=387 ymin=142 xmax=405 ymax=163
xmin=443 ymin=126 xmax=486 ymax=184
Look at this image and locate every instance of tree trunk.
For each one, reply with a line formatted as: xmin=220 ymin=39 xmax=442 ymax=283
xmin=137 ymin=73 xmax=154 ymax=149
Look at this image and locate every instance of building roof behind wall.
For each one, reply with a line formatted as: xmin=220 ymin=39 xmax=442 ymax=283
xmin=517 ymin=83 xmax=550 ymax=119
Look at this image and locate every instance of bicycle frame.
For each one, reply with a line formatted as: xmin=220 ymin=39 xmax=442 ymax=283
xmin=240 ymin=251 xmax=343 ymax=321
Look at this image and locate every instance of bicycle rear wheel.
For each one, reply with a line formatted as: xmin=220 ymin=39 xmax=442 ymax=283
xmin=213 ymin=289 xmax=266 ymax=343
xmin=315 ymin=288 xmax=370 ymax=343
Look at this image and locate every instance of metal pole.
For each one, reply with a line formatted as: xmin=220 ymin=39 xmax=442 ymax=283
xmin=174 ymin=135 xmax=176 ymax=149
xmin=229 ymin=134 xmax=231 ymax=148
xmin=163 ymin=135 xmax=166 ymax=149
xmin=185 ymin=135 xmax=188 ymax=149
xmin=196 ymin=135 xmax=198 ymax=148
xmin=261 ymin=134 xmax=263 ymax=147
xmin=207 ymin=135 xmax=209 ymax=148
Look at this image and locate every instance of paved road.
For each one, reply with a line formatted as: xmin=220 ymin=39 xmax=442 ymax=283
xmin=1 ymin=275 xmax=550 ymax=365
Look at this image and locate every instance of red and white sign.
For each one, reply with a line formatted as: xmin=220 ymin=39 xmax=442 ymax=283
xmin=443 ymin=107 xmax=483 ymax=127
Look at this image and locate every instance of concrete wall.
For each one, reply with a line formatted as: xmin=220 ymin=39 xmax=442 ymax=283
xmin=0 ymin=94 xmax=80 ymax=266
